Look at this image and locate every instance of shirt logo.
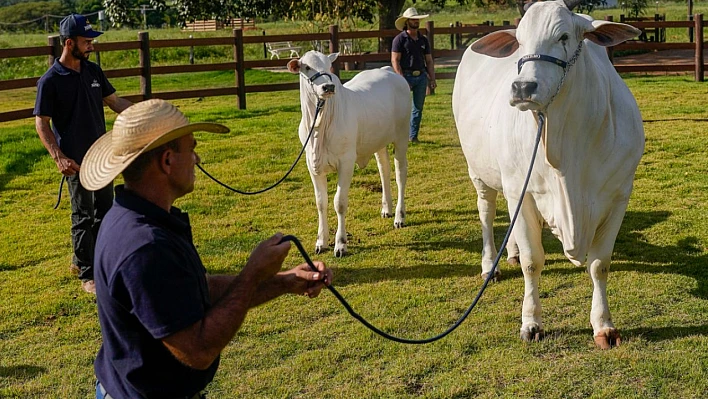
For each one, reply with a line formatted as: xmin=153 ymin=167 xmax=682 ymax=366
xmin=91 ymin=79 xmax=101 ymax=88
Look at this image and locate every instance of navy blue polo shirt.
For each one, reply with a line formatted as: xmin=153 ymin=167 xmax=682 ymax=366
xmin=94 ymin=186 xmax=218 ymax=399
xmin=392 ymin=31 xmax=431 ymax=72
xmin=34 ymin=59 xmax=115 ymax=164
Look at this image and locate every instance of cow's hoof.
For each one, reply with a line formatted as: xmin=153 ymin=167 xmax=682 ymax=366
xmin=381 ymin=211 xmax=392 ymax=218
xmin=520 ymin=325 xmax=544 ymax=342
xmin=507 ymin=256 xmax=520 ymax=266
xmin=315 ymin=245 xmax=327 ymax=254
xmin=394 ymin=220 xmax=405 ymax=228
xmin=481 ymin=269 xmax=501 ymax=282
xmin=594 ymin=329 xmax=621 ymax=349
xmin=334 ymin=247 xmax=347 ymax=258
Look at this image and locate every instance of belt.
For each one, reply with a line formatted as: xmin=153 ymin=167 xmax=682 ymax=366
xmin=404 ymin=70 xmax=424 ymax=76
xmin=97 ymin=382 xmax=206 ymax=399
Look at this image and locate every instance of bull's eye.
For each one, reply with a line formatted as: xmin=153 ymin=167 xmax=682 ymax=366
xmin=560 ymin=33 xmax=569 ymax=42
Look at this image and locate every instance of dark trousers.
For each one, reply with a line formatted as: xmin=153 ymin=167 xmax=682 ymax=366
xmin=67 ymin=174 xmax=113 ymax=281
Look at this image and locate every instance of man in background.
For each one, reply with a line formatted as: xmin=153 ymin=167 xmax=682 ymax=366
xmin=391 ymin=7 xmax=437 ymax=144
xmin=34 ymin=13 xmax=132 ymax=294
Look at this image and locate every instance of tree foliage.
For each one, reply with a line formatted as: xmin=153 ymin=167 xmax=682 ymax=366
xmin=0 ymin=1 xmax=67 ymax=31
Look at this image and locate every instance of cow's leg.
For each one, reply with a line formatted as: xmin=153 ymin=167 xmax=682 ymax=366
xmin=374 ymin=148 xmax=393 ymax=219
xmin=310 ymin=171 xmax=329 ymax=254
xmin=472 ymin=176 xmax=501 ymax=281
xmin=333 ymin=163 xmax=355 ymax=257
xmin=506 ymin=232 xmax=520 ymax=266
xmin=587 ymin=204 xmax=628 ymax=349
xmin=508 ymin=197 xmax=545 ymax=342
xmin=392 ymin=139 xmax=408 ymax=228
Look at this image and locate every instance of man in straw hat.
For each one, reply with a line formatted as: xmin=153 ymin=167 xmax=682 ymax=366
xmin=391 ymin=7 xmax=436 ymax=144
xmin=34 ymin=13 xmax=133 ymax=294
xmin=81 ymin=99 xmax=332 ymax=399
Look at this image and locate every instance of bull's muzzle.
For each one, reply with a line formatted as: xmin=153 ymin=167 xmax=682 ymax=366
xmin=322 ymin=84 xmax=335 ymax=94
xmin=511 ymin=81 xmax=538 ymax=100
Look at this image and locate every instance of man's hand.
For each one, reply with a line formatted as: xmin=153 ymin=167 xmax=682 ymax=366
xmin=55 ymin=154 xmax=80 ymax=176
xmin=242 ymin=233 xmax=291 ymax=285
xmin=282 ymin=261 xmax=333 ymax=298
xmin=429 ymin=79 xmax=437 ymax=90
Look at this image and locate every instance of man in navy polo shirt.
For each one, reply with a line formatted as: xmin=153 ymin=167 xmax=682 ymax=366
xmin=34 ymin=13 xmax=132 ymax=294
xmin=79 ymin=99 xmax=332 ymax=399
xmin=391 ymin=7 xmax=437 ymax=144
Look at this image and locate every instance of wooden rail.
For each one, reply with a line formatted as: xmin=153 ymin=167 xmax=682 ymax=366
xmin=1 ymin=15 xmax=706 ymax=123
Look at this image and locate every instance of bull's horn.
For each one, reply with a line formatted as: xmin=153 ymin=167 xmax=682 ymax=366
xmin=563 ymin=0 xmax=583 ymax=10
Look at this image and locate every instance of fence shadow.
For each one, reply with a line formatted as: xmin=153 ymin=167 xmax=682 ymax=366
xmin=0 ymin=365 xmax=46 ymax=379
xmin=0 ymin=147 xmax=46 ymax=191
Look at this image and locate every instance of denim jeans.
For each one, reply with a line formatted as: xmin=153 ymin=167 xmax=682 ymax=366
xmin=67 ymin=174 xmax=113 ymax=281
xmin=404 ymin=73 xmax=428 ymax=140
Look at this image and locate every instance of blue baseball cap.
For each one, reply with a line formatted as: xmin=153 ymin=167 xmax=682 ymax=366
xmin=59 ymin=14 xmax=102 ymax=38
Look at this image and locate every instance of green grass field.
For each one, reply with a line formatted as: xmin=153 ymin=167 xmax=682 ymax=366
xmin=1 ymin=64 xmax=707 ymax=397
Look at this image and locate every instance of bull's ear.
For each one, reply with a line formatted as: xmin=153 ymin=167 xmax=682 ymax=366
xmin=328 ymin=52 xmax=339 ymax=63
xmin=287 ymin=58 xmax=300 ymax=73
xmin=470 ymin=29 xmax=518 ymax=58
xmin=584 ymin=20 xmax=642 ymax=47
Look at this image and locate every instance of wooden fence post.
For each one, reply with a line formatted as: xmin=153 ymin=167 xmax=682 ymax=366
xmin=138 ymin=32 xmax=151 ymax=100
xmin=426 ymin=20 xmax=435 ymax=95
xmin=688 ymin=0 xmax=694 ymax=42
xmin=329 ymin=24 xmax=340 ymax=77
xmin=605 ymin=16 xmax=615 ymax=64
xmin=233 ymin=29 xmax=246 ymax=110
xmin=695 ymin=14 xmax=703 ymax=82
xmin=48 ymin=35 xmax=61 ymax=67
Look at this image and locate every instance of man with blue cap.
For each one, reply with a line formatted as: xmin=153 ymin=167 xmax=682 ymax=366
xmin=34 ymin=13 xmax=133 ymax=294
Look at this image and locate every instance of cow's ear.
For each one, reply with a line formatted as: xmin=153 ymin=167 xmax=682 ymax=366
xmin=470 ymin=29 xmax=518 ymax=58
xmin=584 ymin=20 xmax=642 ymax=47
xmin=287 ymin=58 xmax=300 ymax=74
xmin=328 ymin=52 xmax=339 ymax=63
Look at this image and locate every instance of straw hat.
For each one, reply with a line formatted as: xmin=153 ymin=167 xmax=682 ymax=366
xmin=80 ymin=99 xmax=229 ymax=191
xmin=395 ymin=7 xmax=430 ymax=31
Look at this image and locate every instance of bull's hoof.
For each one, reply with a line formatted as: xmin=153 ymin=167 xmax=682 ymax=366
xmin=507 ymin=256 xmax=520 ymax=266
xmin=481 ymin=269 xmax=501 ymax=283
xmin=394 ymin=220 xmax=405 ymax=228
xmin=520 ymin=325 xmax=544 ymax=342
xmin=594 ymin=329 xmax=621 ymax=349
xmin=381 ymin=211 xmax=392 ymax=218
xmin=315 ymin=245 xmax=327 ymax=254
xmin=334 ymin=247 xmax=347 ymax=258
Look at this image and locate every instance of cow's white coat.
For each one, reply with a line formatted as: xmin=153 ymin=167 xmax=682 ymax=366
xmin=288 ymin=51 xmax=411 ymax=256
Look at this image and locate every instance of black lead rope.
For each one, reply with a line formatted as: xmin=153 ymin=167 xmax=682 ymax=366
xmin=197 ymin=99 xmax=325 ymax=195
xmin=53 ymin=175 xmax=66 ymax=210
xmin=281 ymin=113 xmax=545 ymax=344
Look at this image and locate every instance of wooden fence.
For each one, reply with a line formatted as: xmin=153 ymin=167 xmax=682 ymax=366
xmin=0 ymin=15 xmax=705 ymax=123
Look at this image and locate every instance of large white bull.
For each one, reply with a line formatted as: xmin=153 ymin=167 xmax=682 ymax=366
xmin=287 ymin=51 xmax=410 ymax=257
xmin=452 ymin=0 xmax=645 ymax=348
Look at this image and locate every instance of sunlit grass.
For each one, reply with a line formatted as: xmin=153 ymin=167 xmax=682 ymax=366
xmin=1 ymin=70 xmax=707 ymax=398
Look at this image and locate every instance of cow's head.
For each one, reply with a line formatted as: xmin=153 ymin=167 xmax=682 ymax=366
xmin=287 ymin=50 xmax=340 ymax=100
xmin=471 ymin=0 xmax=640 ymax=111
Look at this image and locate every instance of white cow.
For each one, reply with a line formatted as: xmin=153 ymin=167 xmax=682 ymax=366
xmin=287 ymin=51 xmax=410 ymax=257
xmin=452 ymin=0 xmax=644 ymax=348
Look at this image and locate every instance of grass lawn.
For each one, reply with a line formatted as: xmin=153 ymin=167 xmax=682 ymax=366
xmin=1 ymin=66 xmax=707 ymax=398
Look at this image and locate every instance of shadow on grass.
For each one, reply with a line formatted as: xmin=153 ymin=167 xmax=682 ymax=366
xmin=544 ymin=323 xmax=708 ymax=344
xmin=333 ymin=209 xmax=707 ymax=300
xmin=0 ymin=147 xmax=46 ymax=191
xmin=0 ymin=365 xmax=46 ymax=379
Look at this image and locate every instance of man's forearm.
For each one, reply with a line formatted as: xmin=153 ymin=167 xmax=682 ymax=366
xmin=208 ymin=273 xmax=292 ymax=308
xmin=35 ymin=117 xmax=62 ymax=160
